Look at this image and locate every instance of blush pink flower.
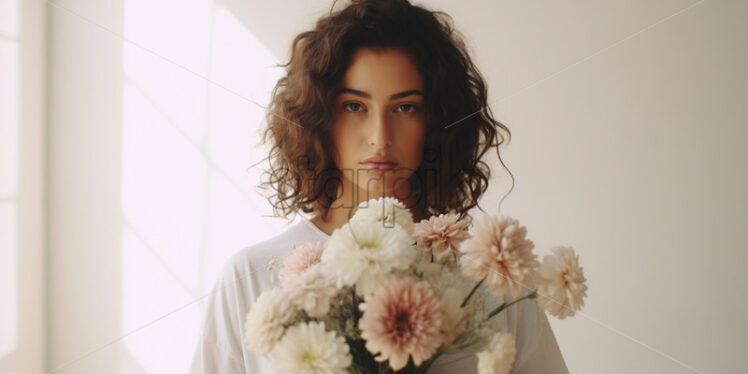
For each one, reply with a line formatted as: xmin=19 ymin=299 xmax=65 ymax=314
xmin=279 ymin=241 xmax=324 ymax=283
xmin=535 ymin=245 xmax=588 ymax=319
xmin=282 ymin=264 xmax=340 ymax=318
xmin=413 ymin=211 xmax=470 ymax=263
xmin=358 ymin=276 xmax=444 ymax=371
xmin=459 ymin=215 xmax=539 ymax=298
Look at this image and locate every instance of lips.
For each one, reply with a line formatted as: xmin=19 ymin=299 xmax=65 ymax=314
xmin=360 ymin=155 xmax=398 ymax=171
xmin=360 ymin=162 xmax=398 ymax=171
xmin=361 ymin=155 xmax=397 ymax=164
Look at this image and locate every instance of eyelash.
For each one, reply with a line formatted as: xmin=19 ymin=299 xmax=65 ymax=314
xmin=342 ymin=102 xmax=418 ymax=113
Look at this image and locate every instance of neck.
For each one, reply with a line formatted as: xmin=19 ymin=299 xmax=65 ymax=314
xmin=310 ymin=180 xmax=420 ymax=236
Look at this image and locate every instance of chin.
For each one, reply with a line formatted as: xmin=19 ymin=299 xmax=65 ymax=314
xmin=355 ymin=185 xmax=395 ymax=199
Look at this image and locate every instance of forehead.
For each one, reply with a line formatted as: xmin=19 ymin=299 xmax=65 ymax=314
xmin=339 ymin=47 xmax=423 ymax=94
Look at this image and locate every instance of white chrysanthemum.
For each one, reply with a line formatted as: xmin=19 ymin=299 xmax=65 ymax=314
xmin=351 ymin=197 xmax=415 ymax=236
xmin=282 ymin=264 xmax=340 ymax=318
xmin=535 ymin=245 xmax=588 ymax=319
xmin=271 ymin=321 xmax=352 ymax=374
xmin=321 ymin=219 xmax=415 ymax=296
xmin=244 ymin=288 xmax=296 ymax=355
xmin=476 ymin=331 xmax=517 ymax=374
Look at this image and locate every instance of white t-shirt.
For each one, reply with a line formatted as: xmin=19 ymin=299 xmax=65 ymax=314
xmin=189 ymin=217 xmax=569 ymax=373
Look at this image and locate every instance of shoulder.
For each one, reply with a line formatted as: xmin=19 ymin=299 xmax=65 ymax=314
xmin=218 ymin=219 xmax=327 ymax=285
xmin=504 ymin=279 xmax=569 ymax=373
xmin=203 ymin=219 xmax=328 ymax=318
xmin=193 ymin=219 xmax=329 ymax=372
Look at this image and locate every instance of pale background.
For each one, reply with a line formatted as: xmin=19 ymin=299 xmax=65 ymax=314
xmin=1 ymin=0 xmax=746 ymax=373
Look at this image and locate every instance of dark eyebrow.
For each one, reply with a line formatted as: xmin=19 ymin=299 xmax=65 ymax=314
xmin=337 ymin=88 xmax=424 ymax=100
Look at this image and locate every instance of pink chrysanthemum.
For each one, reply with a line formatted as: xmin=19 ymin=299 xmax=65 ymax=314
xmin=413 ymin=211 xmax=470 ymax=263
xmin=282 ymin=264 xmax=340 ymax=318
xmin=535 ymin=245 xmax=588 ymax=319
xmin=459 ymin=215 xmax=539 ymax=298
xmin=358 ymin=276 xmax=444 ymax=371
xmin=279 ymin=241 xmax=324 ymax=282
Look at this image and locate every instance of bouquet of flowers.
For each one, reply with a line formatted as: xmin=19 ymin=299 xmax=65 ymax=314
xmin=244 ymin=197 xmax=588 ymax=374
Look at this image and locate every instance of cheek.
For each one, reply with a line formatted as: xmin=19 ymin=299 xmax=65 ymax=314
xmin=330 ymin=123 xmax=358 ymax=166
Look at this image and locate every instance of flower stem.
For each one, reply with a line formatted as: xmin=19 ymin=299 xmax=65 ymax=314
xmin=485 ymin=290 xmax=538 ymax=320
xmin=461 ymin=277 xmax=485 ymax=308
xmin=352 ymin=286 xmax=360 ymax=326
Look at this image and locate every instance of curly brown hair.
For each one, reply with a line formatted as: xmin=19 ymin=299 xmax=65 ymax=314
xmin=258 ymin=0 xmax=512 ymax=223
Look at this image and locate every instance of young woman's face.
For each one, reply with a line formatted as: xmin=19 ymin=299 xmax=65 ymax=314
xmin=330 ymin=47 xmax=427 ymax=202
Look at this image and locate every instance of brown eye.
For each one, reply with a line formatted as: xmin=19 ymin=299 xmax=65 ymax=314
xmin=343 ymin=102 xmax=363 ymax=112
xmin=395 ymin=104 xmax=417 ymax=113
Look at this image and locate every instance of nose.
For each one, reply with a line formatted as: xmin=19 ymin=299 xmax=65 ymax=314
xmin=367 ymin=111 xmax=392 ymax=149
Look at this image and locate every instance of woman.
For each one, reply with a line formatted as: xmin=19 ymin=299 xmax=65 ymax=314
xmin=190 ymin=0 xmax=569 ymax=372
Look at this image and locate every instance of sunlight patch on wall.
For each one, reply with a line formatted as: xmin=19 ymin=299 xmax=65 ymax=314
xmin=121 ymin=1 xmax=290 ymax=372
xmin=121 ymin=83 xmax=207 ymax=291
xmin=121 ymin=81 xmax=207 ymax=373
xmin=121 ymin=225 xmax=200 ymax=374
xmin=123 ymin=0 xmax=213 ymax=142
xmin=203 ymin=8 xmax=287 ymax=285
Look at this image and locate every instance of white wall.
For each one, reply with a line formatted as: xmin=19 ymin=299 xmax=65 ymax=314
xmin=5 ymin=0 xmax=746 ymax=373
xmin=437 ymin=0 xmax=748 ymax=372
xmin=0 ymin=0 xmax=46 ymax=373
